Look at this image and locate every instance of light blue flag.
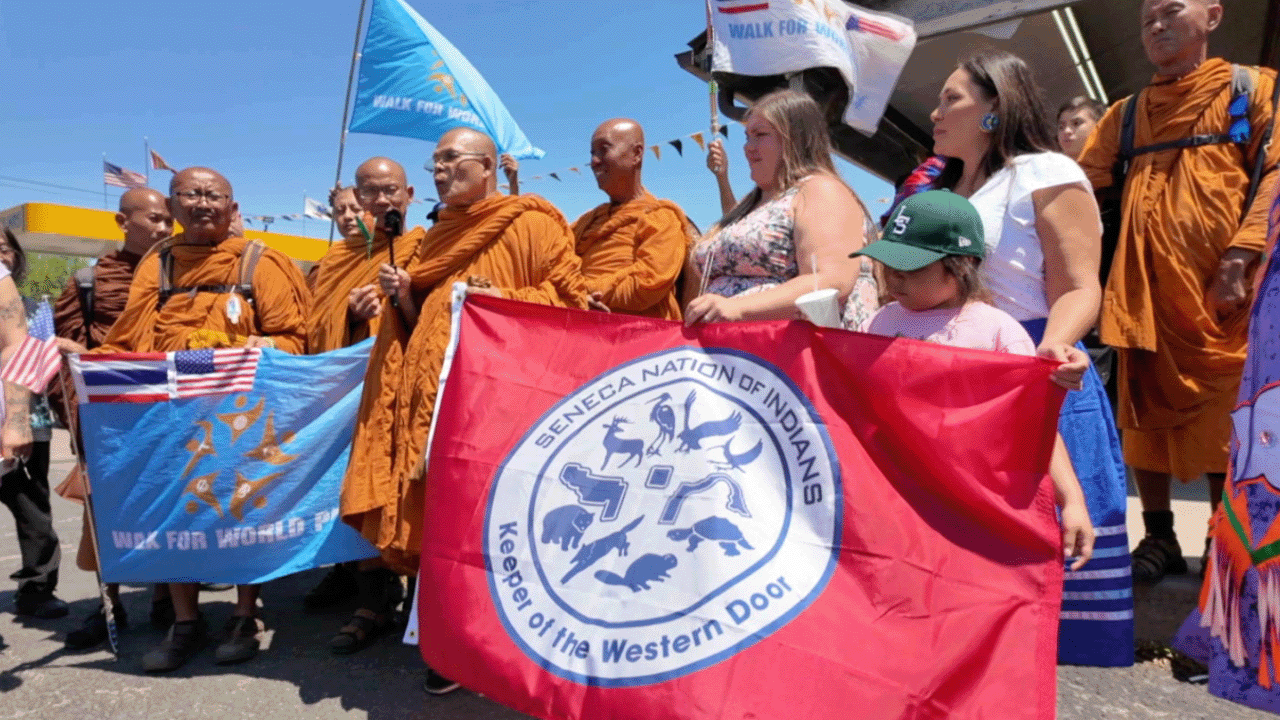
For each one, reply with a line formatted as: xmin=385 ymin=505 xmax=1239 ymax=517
xmin=71 ymin=342 xmax=380 ymax=585
xmin=349 ymin=0 xmax=544 ymax=160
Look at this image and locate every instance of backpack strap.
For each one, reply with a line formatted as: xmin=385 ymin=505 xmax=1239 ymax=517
xmin=1120 ymin=68 xmax=1254 ymax=161
xmin=73 ymin=266 xmax=97 ymax=348
xmin=1229 ymin=64 xmax=1255 ymax=146
xmin=1243 ymin=67 xmax=1280 ymax=223
xmin=234 ymin=240 xmax=265 ymax=308
xmin=1111 ymin=92 xmax=1141 ymax=189
xmin=155 ymin=239 xmax=265 ymax=311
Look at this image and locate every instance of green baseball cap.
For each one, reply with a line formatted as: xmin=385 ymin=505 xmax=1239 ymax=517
xmin=852 ymin=190 xmax=985 ymax=271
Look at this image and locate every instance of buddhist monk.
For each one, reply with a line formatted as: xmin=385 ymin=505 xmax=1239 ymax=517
xmin=571 ymin=119 xmax=692 ymax=319
xmin=93 ymin=167 xmax=310 ymax=671
xmin=52 ymin=187 xmax=175 ymax=650
xmin=314 ymin=161 xmax=423 ymax=655
xmin=1077 ymin=0 xmax=1279 ymax=583
xmin=340 ymin=127 xmax=588 ymax=694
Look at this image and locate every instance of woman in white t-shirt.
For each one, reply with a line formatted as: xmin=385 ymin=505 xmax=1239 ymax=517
xmin=919 ymin=49 xmax=1133 ymax=669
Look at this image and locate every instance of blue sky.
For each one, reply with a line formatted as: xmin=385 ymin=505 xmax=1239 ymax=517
xmin=0 ymin=0 xmax=892 ymax=239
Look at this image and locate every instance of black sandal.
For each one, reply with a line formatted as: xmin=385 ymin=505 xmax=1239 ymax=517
xmin=329 ymin=608 xmax=391 ymax=655
xmin=1131 ymin=535 xmax=1187 ymax=584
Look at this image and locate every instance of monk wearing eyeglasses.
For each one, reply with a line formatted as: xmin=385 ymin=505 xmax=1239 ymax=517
xmin=93 ymin=167 xmax=310 ymax=673
xmin=339 ymin=127 xmax=589 ymax=694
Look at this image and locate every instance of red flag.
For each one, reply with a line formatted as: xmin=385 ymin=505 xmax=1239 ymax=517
xmin=420 ymin=296 xmax=1065 ymax=720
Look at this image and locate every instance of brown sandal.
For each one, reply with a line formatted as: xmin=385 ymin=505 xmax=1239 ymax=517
xmin=329 ymin=608 xmax=391 ymax=655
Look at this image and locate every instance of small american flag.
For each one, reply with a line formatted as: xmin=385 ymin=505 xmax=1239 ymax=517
xmin=0 ymin=300 xmax=62 ymax=393
xmin=103 ymin=160 xmax=147 ymax=189
xmin=70 ymin=347 xmax=261 ymax=403
xmin=846 ymin=12 xmax=907 ymax=41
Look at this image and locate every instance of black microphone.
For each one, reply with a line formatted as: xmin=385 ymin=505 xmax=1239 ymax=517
xmin=385 ymin=209 xmax=403 ymax=308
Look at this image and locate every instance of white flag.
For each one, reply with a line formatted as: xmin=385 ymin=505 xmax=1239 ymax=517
xmin=710 ymin=0 xmax=915 ymax=135
xmin=304 ymin=197 xmax=331 ymax=220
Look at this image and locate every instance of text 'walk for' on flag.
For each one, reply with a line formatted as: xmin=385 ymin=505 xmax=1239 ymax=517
xmin=710 ymin=0 xmax=916 ymax=134
xmin=348 ymin=0 xmax=544 ymax=159
xmin=68 ymin=341 xmax=380 ymax=585
xmin=102 ymin=160 xmax=147 ymax=189
xmin=0 ymin=300 xmax=62 ymax=394
xmin=415 ymin=294 xmax=1066 ymax=720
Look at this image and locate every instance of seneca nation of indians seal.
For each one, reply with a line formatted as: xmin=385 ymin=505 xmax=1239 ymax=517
xmin=484 ymin=347 xmax=841 ymax=686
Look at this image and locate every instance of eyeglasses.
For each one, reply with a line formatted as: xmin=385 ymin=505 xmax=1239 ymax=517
xmin=356 ymin=184 xmax=403 ymax=201
xmin=426 ymin=151 xmax=487 ymax=169
xmin=173 ymin=189 xmax=231 ymax=203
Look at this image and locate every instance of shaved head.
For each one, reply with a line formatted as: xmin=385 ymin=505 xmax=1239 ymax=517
xmin=353 ymin=156 xmax=414 ymax=232
xmin=170 ymin=166 xmax=231 ymax=196
xmin=590 ymin=118 xmax=646 ymax=203
xmin=439 ymin=127 xmax=498 ymax=159
xmin=169 ymin=166 xmax=236 ymax=244
xmin=595 ymin=118 xmax=645 ymax=147
xmin=117 ymin=187 xmax=172 ymax=255
xmin=119 ymin=187 xmax=167 ymax=214
xmin=355 ymin=156 xmax=408 ymax=186
xmin=433 ymin=128 xmax=500 ymax=206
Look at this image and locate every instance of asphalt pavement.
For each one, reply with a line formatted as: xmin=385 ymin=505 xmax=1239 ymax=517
xmin=0 ymin=431 xmax=1269 ymax=719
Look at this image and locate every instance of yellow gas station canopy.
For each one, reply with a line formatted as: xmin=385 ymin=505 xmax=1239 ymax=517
xmin=0 ymin=202 xmax=331 ymax=263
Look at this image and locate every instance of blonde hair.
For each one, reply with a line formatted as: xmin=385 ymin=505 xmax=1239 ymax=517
xmin=715 ymin=89 xmax=845 ymax=229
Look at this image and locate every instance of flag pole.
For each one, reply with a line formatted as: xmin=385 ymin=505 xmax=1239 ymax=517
xmin=56 ymin=366 xmax=120 ymax=658
xmin=330 ymin=0 xmax=370 ymax=246
xmin=705 ymin=0 xmax=720 ymax=140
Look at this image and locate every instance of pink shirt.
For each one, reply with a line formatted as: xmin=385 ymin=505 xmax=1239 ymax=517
xmin=863 ymin=301 xmax=1038 ymax=357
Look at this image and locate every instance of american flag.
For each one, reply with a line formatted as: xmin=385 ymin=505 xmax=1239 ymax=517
xmin=0 ymin=300 xmax=62 ymax=393
xmin=715 ymin=0 xmax=769 ymax=14
xmin=846 ymin=12 xmax=907 ymax=41
xmin=70 ymin=347 xmax=261 ymax=403
xmin=103 ymin=160 xmax=147 ymax=189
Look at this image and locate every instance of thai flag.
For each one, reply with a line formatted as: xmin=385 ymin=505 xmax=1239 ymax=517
xmin=0 ymin=300 xmax=62 ymax=393
xmin=103 ymin=160 xmax=147 ymax=189
xmin=715 ymin=0 xmax=769 ymax=14
xmin=846 ymin=13 xmax=906 ymax=41
xmin=71 ymin=347 xmax=261 ymax=403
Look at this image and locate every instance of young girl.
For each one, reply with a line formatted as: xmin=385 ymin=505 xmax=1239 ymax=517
xmin=853 ymin=190 xmax=1096 ymax=569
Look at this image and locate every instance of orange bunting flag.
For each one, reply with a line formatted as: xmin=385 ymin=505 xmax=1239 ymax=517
xmin=569 ymin=167 xmax=581 ymax=174
xmin=650 ymin=145 xmax=661 ymax=160
xmin=691 ymin=132 xmax=706 ymax=151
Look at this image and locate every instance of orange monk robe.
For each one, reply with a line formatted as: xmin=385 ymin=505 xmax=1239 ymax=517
xmin=305 ymin=231 xmax=409 ymax=353
xmin=341 ymin=193 xmax=588 ymax=573
xmin=1078 ymin=58 xmax=1280 ymax=478
xmin=99 ymin=235 xmax=311 ymax=354
xmin=570 ymin=192 xmax=692 ymax=320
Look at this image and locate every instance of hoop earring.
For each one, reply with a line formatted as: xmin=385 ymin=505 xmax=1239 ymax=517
xmin=980 ymin=113 xmax=999 ymax=132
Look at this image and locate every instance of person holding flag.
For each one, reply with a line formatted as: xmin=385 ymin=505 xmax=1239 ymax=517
xmin=683 ymin=90 xmax=879 ymax=331
xmin=0 ymin=228 xmax=66 ymax=620
xmin=53 ymin=187 xmax=177 ymax=650
xmin=89 ymin=166 xmax=310 ymax=672
xmin=339 ymin=127 xmax=588 ymax=693
xmin=308 ymin=160 xmax=418 ymax=652
xmin=572 ymin=118 xmax=693 ymax=320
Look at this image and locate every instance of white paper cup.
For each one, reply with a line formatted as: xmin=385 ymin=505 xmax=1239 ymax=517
xmin=794 ymin=288 xmax=842 ymax=328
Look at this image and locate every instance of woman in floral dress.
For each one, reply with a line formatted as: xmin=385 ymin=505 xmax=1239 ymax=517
xmin=684 ymin=90 xmax=878 ymax=328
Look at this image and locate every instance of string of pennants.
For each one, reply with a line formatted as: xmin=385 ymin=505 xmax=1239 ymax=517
xmin=519 ymin=126 xmax=730 ymax=186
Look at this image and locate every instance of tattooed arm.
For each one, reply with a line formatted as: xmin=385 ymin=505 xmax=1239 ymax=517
xmin=0 ymin=276 xmax=31 ymax=460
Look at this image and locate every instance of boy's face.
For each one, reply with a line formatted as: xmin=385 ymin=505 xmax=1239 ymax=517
xmin=883 ymin=259 xmax=964 ymax=312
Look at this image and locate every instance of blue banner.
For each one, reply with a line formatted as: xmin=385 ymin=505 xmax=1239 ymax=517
xmin=349 ymin=0 xmax=544 ymax=160
xmin=75 ymin=342 xmax=379 ymax=584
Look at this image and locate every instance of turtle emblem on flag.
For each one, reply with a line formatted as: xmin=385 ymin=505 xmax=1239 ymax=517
xmin=484 ymin=347 xmax=841 ymax=686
